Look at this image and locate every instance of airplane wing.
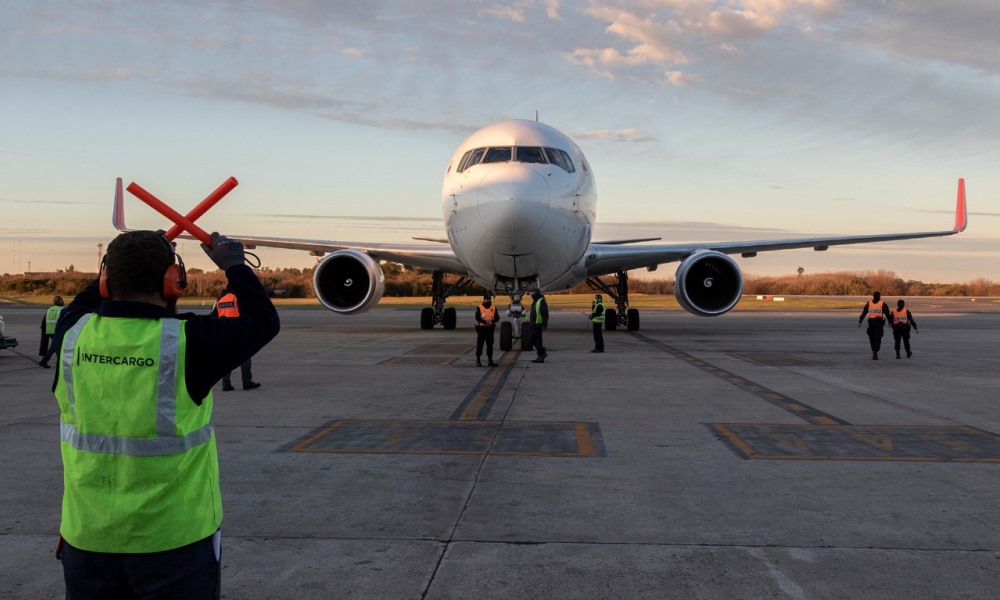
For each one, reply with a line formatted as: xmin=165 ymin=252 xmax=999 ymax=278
xmin=111 ymin=178 xmax=468 ymax=276
xmin=584 ymin=179 xmax=968 ymax=277
xmin=200 ymin=234 xmax=469 ymax=275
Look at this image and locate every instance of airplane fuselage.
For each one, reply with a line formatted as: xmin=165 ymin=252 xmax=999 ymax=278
xmin=441 ymin=120 xmax=597 ymax=294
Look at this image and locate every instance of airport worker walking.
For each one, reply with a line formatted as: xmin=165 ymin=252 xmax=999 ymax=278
xmin=890 ymin=299 xmax=919 ymax=359
xmin=858 ymin=290 xmax=891 ymax=360
xmin=51 ymin=230 xmax=279 ymax=599
xmin=589 ymin=293 xmax=605 ymax=353
xmin=211 ymin=285 xmax=262 ymax=390
xmin=528 ymin=288 xmax=549 ymax=363
xmin=38 ymin=295 xmax=64 ymax=368
xmin=474 ymin=293 xmax=498 ymax=367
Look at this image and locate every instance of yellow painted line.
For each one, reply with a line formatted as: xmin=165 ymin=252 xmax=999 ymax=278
xmin=712 ymin=425 xmax=760 ymax=459
xmin=289 ymin=419 xmax=345 ymax=452
xmin=574 ymin=422 xmax=596 ymax=457
xmin=458 ymin=352 xmax=515 ymax=421
xmin=813 ymin=416 xmax=841 ymax=426
xmin=786 ymin=403 xmax=806 ymax=411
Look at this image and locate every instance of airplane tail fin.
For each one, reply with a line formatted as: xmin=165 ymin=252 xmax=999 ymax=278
xmin=112 ymin=177 xmax=128 ymax=231
xmin=954 ymin=178 xmax=967 ymax=233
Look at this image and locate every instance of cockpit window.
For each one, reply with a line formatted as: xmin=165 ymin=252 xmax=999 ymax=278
xmin=558 ymin=149 xmax=575 ymax=173
xmin=544 ymin=148 xmax=565 ymax=171
xmin=457 ymin=147 xmax=486 ymax=173
xmin=457 ymin=145 xmax=577 ymax=173
xmin=515 ymin=146 xmax=547 ymax=164
xmin=482 ymin=146 xmax=512 ymax=164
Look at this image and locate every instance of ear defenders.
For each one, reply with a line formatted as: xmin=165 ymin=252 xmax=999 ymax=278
xmin=99 ymin=234 xmax=187 ymax=300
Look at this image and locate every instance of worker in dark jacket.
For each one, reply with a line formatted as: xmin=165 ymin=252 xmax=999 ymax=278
xmin=528 ymin=289 xmax=548 ymax=363
xmin=38 ymin=295 xmax=65 ymax=368
xmin=210 ymin=285 xmax=262 ymax=390
xmin=858 ymin=291 xmax=890 ymax=360
xmin=589 ymin=294 xmax=605 ymax=353
xmin=474 ymin=293 xmax=498 ymax=367
xmin=50 ymin=230 xmax=279 ymax=599
xmin=890 ymin=299 xmax=919 ymax=359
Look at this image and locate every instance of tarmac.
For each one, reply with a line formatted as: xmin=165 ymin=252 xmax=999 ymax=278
xmin=1 ymin=297 xmax=999 ymax=599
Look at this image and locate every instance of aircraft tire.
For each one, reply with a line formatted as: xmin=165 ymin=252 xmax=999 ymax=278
xmin=420 ymin=307 xmax=434 ymax=330
xmin=500 ymin=322 xmax=513 ymax=351
xmin=520 ymin=322 xmax=534 ymax=351
xmin=627 ymin=308 xmax=640 ymax=331
xmin=605 ymin=309 xmax=617 ymax=331
xmin=443 ymin=307 xmax=457 ymax=330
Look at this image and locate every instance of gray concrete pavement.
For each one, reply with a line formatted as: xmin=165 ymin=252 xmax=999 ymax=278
xmin=1 ymin=298 xmax=998 ymax=599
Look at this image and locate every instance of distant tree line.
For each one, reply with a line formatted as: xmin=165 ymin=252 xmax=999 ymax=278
xmin=2 ymin=265 xmax=998 ymax=298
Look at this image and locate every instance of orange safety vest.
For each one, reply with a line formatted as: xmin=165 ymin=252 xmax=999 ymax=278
xmin=891 ymin=308 xmax=908 ymax=325
xmin=476 ymin=304 xmax=497 ymax=327
xmin=216 ymin=293 xmax=240 ymax=318
xmin=866 ymin=301 xmax=886 ymax=320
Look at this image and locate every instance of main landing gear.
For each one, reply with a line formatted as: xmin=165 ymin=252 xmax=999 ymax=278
xmin=586 ymin=270 xmax=640 ymax=332
xmin=420 ymin=270 xmax=474 ymax=330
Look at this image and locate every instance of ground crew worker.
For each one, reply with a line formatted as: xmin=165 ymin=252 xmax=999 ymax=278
xmin=858 ymin=290 xmax=890 ymax=360
xmin=891 ymin=299 xmax=919 ymax=359
xmin=589 ymin=294 xmax=605 ymax=353
xmin=50 ymin=230 xmax=279 ymax=599
xmin=528 ymin=289 xmax=548 ymax=363
xmin=211 ymin=285 xmax=262 ymax=390
xmin=474 ymin=293 xmax=498 ymax=367
xmin=38 ymin=295 xmax=64 ymax=368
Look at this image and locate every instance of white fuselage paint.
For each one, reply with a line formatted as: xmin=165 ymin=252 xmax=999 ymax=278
xmin=441 ymin=120 xmax=597 ymax=293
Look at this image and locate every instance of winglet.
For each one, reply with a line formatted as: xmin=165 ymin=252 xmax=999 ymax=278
xmin=112 ymin=177 xmax=127 ymax=231
xmin=954 ymin=178 xmax=967 ymax=233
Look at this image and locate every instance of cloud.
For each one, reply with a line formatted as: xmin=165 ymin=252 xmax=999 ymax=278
xmin=572 ymin=128 xmax=658 ymax=143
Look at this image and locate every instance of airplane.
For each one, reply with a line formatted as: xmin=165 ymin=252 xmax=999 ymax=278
xmin=113 ymin=118 xmax=968 ymax=351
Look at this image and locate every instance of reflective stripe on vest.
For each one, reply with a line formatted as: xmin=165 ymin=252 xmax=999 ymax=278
xmin=867 ymin=301 xmax=885 ymax=319
xmin=891 ymin=308 xmax=908 ymax=325
xmin=45 ymin=305 xmax=63 ymax=335
xmin=477 ymin=304 xmax=496 ymax=327
xmin=55 ymin=315 xmax=221 ymax=553
xmin=534 ymin=298 xmax=544 ymax=324
xmin=216 ymin=293 xmax=240 ymax=318
xmin=592 ymin=301 xmax=605 ymax=324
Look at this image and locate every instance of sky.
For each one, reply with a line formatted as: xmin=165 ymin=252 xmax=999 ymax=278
xmin=2 ymin=0 xmax=998 ymax=283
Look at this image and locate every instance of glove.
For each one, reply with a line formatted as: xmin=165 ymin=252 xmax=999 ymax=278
xmin=201 ymin=232 xmax=245 ymax=270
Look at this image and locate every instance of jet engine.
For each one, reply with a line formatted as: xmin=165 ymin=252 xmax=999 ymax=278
xmin=674 ymin=250 xmax=743 ymax=317
xmin=312 ymin=249 xmax=385 ymax=314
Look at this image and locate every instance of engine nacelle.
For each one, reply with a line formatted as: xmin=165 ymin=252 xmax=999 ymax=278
xmin=312 ymin=249 xmax=385 ymax=314
xmin=674 ymin=250 xmax=743 ymax=317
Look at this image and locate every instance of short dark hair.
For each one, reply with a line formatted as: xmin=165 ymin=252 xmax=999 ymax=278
xmin=105 ymin=231 xmax=175 ymax=298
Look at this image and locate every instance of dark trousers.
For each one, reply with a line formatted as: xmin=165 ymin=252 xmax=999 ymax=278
xmin=476 ymin=326 xmax=495 ymax=359
xmin=222 ymin=359 xmax=253 ymax=387
xmin=866 ymin=323 xmax=884 ymax=354
xmin=61 ymin=533 xmax=220 ymax=600
xmin=592 ymin=322 xmax=604 ymax=351
xmin=893 ymin=328 xmax=912 ymax=355
xmin=530 ymin=326 xmax=546 ymax=357
xmin=40 ymin=333 xmax=57 ymax=364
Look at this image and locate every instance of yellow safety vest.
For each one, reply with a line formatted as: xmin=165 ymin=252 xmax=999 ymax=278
xmin=45 ymin=305 xmax=63 ymax=335
xmin=55 ymin=315 xmax=221 ymax=553
xmin=591 ymin=301 xmax=605 ymax=324
xmin=533 ymin=298 xmax=545 ymax=324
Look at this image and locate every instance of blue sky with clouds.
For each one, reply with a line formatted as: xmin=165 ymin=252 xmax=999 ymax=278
xmin=2 ymin=0 xmax=997 ymax=282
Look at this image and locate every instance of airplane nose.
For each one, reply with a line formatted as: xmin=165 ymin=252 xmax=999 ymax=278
xmin=477 ymin=164 xmax=550 ymax=238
